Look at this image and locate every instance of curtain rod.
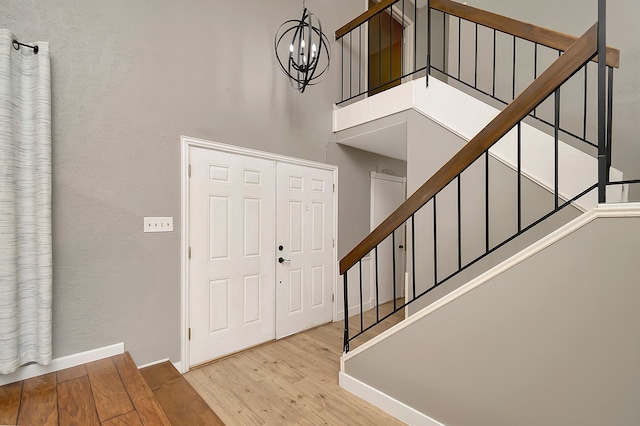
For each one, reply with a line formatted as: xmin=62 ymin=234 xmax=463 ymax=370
xmin=12 ymin=39 xmax=39 ymax=54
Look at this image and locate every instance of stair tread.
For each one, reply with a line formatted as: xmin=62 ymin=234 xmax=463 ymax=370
xmin=0 ymin=352 xmax=171 ymax=426
xmin=140 ymin=361 xmax=225 ymax=426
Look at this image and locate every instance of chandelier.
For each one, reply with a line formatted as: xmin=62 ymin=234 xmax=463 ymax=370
xmin=274 ymin=0 xmax=330 ymax=93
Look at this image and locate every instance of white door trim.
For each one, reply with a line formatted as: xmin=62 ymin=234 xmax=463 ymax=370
xmin=180 ymin=135 xmax=338 ymax=373
xmin=369 ymin=172 xmax=407 ymax=307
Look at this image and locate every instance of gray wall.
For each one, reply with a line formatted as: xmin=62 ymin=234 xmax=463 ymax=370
xmin=327 ymin=142 xmax=406 ymax=320
xmin=0 ymin=0 xmax=363 ymax=366
xmin=406 ymin=110 xmax=581 ymax=312
xmin=327 ymin=143 xmax=407 ymax=260
xmin=344 ymin=214 xmax=640 ymax=425
xmin=463 ymin=0 xmax=640 ymax=197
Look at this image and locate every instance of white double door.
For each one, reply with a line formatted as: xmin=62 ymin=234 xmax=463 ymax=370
xmin=189 ymin=147 xmax=334 ymax=367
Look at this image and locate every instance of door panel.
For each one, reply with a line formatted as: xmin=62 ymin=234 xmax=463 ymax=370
xmin=189 ymin=146 xmax=335 ymax=365
xmin=276 ymin=163 xmax=334 ymax=339
xmin=189 ymin=147 xmax=276 ymax=366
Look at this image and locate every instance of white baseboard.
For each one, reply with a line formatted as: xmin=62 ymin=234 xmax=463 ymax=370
xmin=0 ymin=343 xmax=125 ymax=386
xmin=339 ymin=372 xmax=446 ymax=426
xmin=136 ymin=358 xmax=183 ymax=374
xmin=137 ymin=358 xmax=170 ymax=370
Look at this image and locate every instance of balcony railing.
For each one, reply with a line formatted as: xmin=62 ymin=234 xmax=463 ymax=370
xmin=336 ymin=1 xmax=621 ymax=353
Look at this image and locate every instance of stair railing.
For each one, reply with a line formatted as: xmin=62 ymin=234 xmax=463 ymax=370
xmin=428 ymin=0 xmax=619 ymax=150
xmin=340 ymin=23 xmax=609 ymax=353
xmin=336 ymin=0 xmax=429 ymax=103
xmin=336 ymin=0 xmax=620 ymax=149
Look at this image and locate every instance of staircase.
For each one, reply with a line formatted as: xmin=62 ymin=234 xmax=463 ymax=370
xmin=0 ymin=353 xmax=223 ymax=425
xmin=334 ymin=1 xmax=638 ymax=424
xmin=340 ymin=205 xmax=640 ymax=425
xmin=140 ymin=360 xmax=224 ymax=425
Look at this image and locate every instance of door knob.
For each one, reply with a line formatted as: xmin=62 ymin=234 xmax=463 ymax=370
xmin=278 ymin=257 xmax=291 ymax=264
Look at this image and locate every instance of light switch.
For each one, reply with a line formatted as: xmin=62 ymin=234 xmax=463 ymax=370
xmin=144 ymin=217 xmax=174 ymax=233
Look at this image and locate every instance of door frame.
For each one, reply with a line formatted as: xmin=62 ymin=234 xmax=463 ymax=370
xmin=367 ymin=0 xmax=416 ymax=90
xmin=180 ymin=136 xmax=338 ymax=373
xmin=369 ymin=172 xmax=407 ymax=306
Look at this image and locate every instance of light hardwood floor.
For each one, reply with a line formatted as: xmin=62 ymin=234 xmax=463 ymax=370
xmin=185 ymin=300 xmax=406 ymax=425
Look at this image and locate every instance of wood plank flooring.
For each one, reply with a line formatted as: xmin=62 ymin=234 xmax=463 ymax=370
xmin=185 ymin=300 xmax=406 ymax=425
xmin=140 ymin=361 xmax=224 ymax=425
xmin=0 ymin=353 xmax=170 ymax=425
xmin=0 ymin=301 xmax=404 ymax=425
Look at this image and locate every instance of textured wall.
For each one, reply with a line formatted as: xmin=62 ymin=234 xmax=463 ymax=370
xmin=406 ymin=110 xmax=581 ymax=313
xmin=327 ymin=142 xmax=407 ymax=260
xmin=344 ymin=214 xmax=640 ymax=425
xmin=0 ymin=0 xmax=363 ymax=366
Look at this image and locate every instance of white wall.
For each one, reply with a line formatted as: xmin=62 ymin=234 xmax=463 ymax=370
xmin=0 ymin=0 xmax=363 ymax=366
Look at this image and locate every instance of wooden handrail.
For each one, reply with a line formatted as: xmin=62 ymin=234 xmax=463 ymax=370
xmin=335 ymin=0 xmax=619 ymax=68
xmin=431 ymin=0 xmax=619 ymax=68
xmin=339 ymin=23 xmax=599 ymax=275
xmin=335 ymin=0 xmax=397 ymax=40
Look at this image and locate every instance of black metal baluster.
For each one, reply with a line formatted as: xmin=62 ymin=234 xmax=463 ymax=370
xmin=606 ymin=66 xmax=614 ymax=176
xmin=458 ymin=17 xmax=462 ymax=80
xmin=374 ymin=246 xmax=380 ymax=322
xmin=492 ymin=29 xmax=496 ymax=97
xmin=597 ymin=0 xmax=607 ymax=203
xmin=402 ymin=0 xmax=405 ymax=79
xmin=341 ymin=37 xmax=344 ymax=101
xmin=343 ymin=273 xmax=349 ymax=353
xmin=358 ymin=259 xmax=363 ymax=332
xmin=533 ymin=42 xmax=538 ymax=79
xmin=433 ymin=196 xmax=438 ymax=287
xmin=533 ymin=42 xmax=537 ymax=117
xmin=512 ymin=36 xmax=516 ymax=101
xmin=389 ymin=6 xmax=393 ymax=87
xmin=583 ymin=65 xmax=588 ymax=141
xmin=379 ymin=13 xmax=382 ymax=90
xmin=413 ymin=0 xmax=422 ymax=75
xmin=554 ymin=87 xmax=560 ymax=210
xmin=411 ymin=214 xmax=416 ymax=299
xmin=517 ymin=123 xmax=522 ymax=233
xmin=359 ymin=25 xmax=363 ymax=96
xmin=426 ymin=0 xmax=431 ymax=83
xmin=442 ymin=12 xmax=446 ymax=73
xmin=485 ymin=151 xmax=490 ymax=253
xmin=392 ymin=231 xmax=397 ymax=311
xmin=349 ymin=31 xmax=353 ymax=98
xmin=474 ymin=23 xmax=478 ymax=89
xmin=457 ymin=175 xmax=462 ymax=271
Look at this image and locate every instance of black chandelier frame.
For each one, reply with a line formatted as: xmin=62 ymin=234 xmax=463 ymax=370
xmin=274 ymin=5 xmax=331 ymax=93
